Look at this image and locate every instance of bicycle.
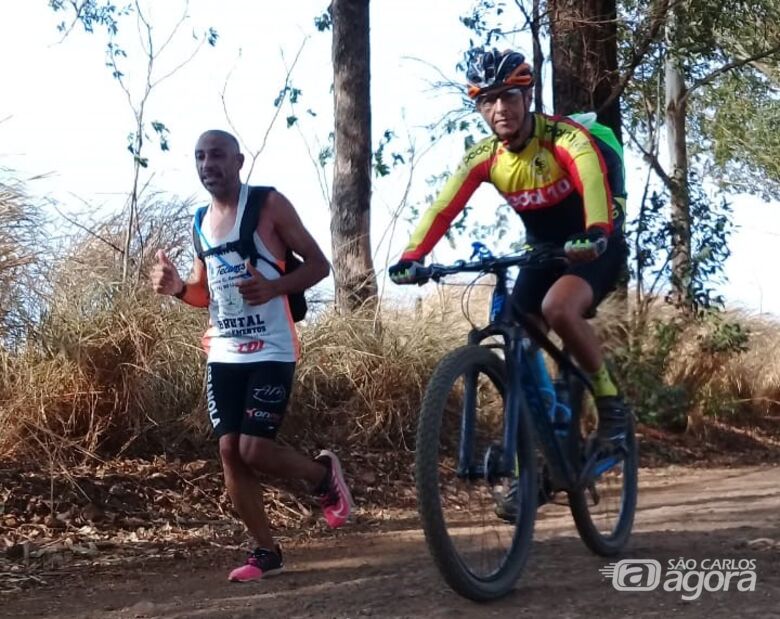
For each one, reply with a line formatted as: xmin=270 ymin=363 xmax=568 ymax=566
xmin=407 ymin=242 xmax=638 ymax=601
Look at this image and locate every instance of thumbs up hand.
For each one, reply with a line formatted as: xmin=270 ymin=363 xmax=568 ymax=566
xmin=151 ymin=249 xmax=185 ymax=296
xmin=238 ymin=259 xmax=278 ymax=305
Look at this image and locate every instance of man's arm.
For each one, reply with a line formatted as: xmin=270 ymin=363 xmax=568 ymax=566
xmin=399 ymin=139 xmax=494 ymax=262
xmin=551 ymin=118 xmax=616 ymax=235
xmin=265 ymin=191 xmax=330 ymax=294
xmin=176 ymin=257 xmax=210 ymax=308
xmin=151 ymin=249 xmax=209 ymax=308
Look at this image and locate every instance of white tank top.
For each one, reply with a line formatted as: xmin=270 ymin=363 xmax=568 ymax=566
xmin=198 ymin=184 xmax=300 ymax=363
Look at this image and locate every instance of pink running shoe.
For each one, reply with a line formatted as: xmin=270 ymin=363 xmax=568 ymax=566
xmin=315 ymin=450 xmax=353 ymax=528
xmin=228 ymin=546 xmax=284 ymax=583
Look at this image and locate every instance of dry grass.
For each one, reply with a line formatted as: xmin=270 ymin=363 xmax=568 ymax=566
xmin=667 ymin=310 xmax=780 ymax=421
xmin=0 ymin=174 xmax=46 ymax=347
xmin=593 ymin=295 xmax=780 ymax=429
xmin=0 ymin=183 xmax=778 ymax=463
xmin=288 ymin=304 xmax=469 ymax=451
xmin=0 ymin=191 xmax=210 ymax=462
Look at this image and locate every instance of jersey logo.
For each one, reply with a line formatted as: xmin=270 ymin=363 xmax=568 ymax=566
xmin=237 ymin=340 xmax=265 ymax=354
xmin=506 ymin=177 xmax=573 ymax=210
xmin=463 ymin=141 xmax=493 ymax=164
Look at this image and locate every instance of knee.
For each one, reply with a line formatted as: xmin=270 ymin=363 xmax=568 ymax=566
xmin=239 ymin=438 xmax=278 ymax=475
xmin=541 ymin=297 xmax=577 ymax=331
xmin=220 ymin=439 xmax=249 ymax=489
xmin=220 ymin=438 xmax=242 ymax=469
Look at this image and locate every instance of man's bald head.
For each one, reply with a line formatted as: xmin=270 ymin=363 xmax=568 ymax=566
xmin=196 ymin=130 xmax=241 ymax=154
xmin=194 ymin=130 xmax=244 ymax=201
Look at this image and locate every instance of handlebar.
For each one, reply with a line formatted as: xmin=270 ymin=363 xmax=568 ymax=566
xmin=409 ymin=243 xmax=568 ymax=285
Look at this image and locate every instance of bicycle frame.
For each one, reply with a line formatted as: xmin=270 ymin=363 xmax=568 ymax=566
xmin=457 ymin=262 xmax=595 ymax=492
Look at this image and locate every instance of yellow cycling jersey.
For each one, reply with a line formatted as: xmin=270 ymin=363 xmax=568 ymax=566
xmin=401 ymin=113 xmax=626 ymax=262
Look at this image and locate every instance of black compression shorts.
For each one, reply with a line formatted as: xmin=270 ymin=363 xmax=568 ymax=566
xmin=205 ymin=361 xmax=296 ymax=439
xmin=511 ymin=236 xmax=628 ymax=317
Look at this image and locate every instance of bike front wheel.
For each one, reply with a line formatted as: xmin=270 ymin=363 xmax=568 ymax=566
xmin=415 ymin=345 xmax=537 ymax=601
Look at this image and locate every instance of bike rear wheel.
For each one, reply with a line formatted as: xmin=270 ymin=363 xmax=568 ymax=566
xmin=567 ymin=383 xmax=638 ymax=556
xmin=416 ymin=345 xmax=537 ymax=601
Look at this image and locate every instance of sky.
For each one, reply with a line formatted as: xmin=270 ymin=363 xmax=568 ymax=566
xmin=1 ymin=0 xmax=778 ymax=315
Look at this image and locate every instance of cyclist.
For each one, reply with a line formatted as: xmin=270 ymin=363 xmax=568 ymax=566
xmin=150 ymin=129 xmax=352 ymax=583
xmin=389 ymin=49 xmax=629 ymax=454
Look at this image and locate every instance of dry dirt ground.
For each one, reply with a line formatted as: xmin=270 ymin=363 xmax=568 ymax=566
xmin=2 ymin=464 xmax=779 ymax=619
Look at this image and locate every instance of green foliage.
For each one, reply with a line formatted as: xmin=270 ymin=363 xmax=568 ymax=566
xmin=372 ymin=130 xmax=406 ymax=178
xmin=318 ymin=133 xmax=335 ymax=168
xmin=126 ymin=132 xmax=148 ymax=168
xmin=611 ymin=306 xmax=750 ymax=430
xmin=274 ymin=85 xmax=302 ymax=107
xmin=458 ymin=0 xmax=508 ymax=46
xmin=48 ymin=1 xmax=217 ymax=172
xmin=314 ymin=10 xmax=332 ymax=32
xmin=698 ymin=311 xmax=750 ymax=355
xmin=623 ymin=0 xmax=780 ymax=200
xmin=613 ymin=318 xmax=690 ymax=429
xmin=630 ymin=175 xmax=735 ymax=315
xmin=49 ymin=0 xmax=130 ymax=35
xmin=151 ymin=121 xmax=170 ymax=152
xmin=693 ymin=71 xmax=780 ymax=199
xmin=684 ymin=176 xmax=734 ymax=312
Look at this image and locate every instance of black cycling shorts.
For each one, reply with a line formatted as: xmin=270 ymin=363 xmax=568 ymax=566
xmin=206 ymin=361 xmax=296 ymax=439
xmin=511 ymin=236 xmax=628 ymax=317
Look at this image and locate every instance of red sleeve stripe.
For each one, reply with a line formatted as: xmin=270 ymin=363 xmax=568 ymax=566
xmin=401 ymin=159 xmax=490 ymax=261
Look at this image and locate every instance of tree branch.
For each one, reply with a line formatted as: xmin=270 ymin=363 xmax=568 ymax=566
xmin=155 ymin=0 xmax=190 ymax=57
xmin=221 ymin=38 xmax=308 ymax=183
xmin=625 ymin=126 xmax=673 ymax=189
xmin=681 ymin=43 xmax=780 ymax=104
xmin=597 ymin=0 xmax=674 ymax=116
xmin=54 ymin=204 xmax=123 ymax=254
xmin=151 ymin=36 xmax=206 ymax=87
xmin=512 ymin=0 xmax=534 ymax=31
xmin=54 ymin=0 xmax=91 ymax=43
xmin=219 ymin=53 xmax=246 ymax=151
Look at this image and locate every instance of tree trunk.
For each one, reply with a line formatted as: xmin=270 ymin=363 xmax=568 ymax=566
xmin=549 ymin=0 xmax=622 ymax=145
xmin=665 ymin=12 xmax=692 ymax=308
xmin=330 ymin=0 xmax=377 ymax=314
xmin=531 ymin=0 xmax=545 ymax=112
xmin=549 ymin=0 xmax=628 ymax=312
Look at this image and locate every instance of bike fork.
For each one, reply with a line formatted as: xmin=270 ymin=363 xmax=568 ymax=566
xmin=500 ymin=335 xmax=524 ymax=476
xmin=456 ymin=368 xmax=478 ymax=478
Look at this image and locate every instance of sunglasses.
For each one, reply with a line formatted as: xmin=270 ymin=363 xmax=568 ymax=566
xmin=475 ymin=87 xmax=526 ymax=109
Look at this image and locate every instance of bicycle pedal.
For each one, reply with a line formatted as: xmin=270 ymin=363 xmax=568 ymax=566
xmin=579 ymin=447 xmax=625 ymax=486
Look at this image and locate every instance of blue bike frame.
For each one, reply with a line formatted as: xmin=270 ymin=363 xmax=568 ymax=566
xmin=456 ymin=258 xmax=597 ymax=492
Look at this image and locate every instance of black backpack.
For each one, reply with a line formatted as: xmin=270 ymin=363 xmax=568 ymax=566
xmin=192 ymin=185 xmax=308 ymax=322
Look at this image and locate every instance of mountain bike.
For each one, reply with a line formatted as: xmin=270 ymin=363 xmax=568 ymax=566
xmin=409 ymin=243 xmax=638 ymax=601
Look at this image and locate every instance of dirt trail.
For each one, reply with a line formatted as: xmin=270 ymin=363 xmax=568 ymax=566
xmin=3 ymin=465 xmax=779 ymax=619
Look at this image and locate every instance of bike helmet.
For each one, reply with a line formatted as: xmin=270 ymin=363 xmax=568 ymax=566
xmin=466 ymin=49 xmax=534 ymax=99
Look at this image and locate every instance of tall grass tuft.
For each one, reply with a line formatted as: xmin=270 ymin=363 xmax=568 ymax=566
xmin=0 ymin=194 xmax=209 ymax=461
xmin=2 ymin=209 xmax=780 ymax=463
xmin=0 ymin=172 xmax=46 ymax=348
